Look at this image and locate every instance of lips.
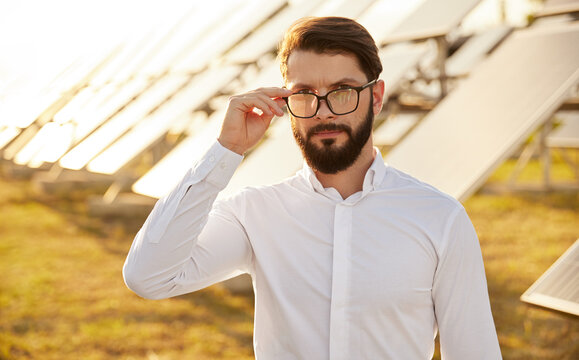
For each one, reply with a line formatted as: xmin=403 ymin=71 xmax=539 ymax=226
xmin=307 ymin=123 xmax=351 ymax=139
xmin=313 ymin=130 xmax=344 ymax=138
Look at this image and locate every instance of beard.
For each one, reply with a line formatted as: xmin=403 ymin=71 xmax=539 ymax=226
xmin=292 ymin=101 xmax=374 ymax=174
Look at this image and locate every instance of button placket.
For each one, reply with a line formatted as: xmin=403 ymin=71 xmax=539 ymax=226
xmin=329 ymin=203 xmax=352 ymax=359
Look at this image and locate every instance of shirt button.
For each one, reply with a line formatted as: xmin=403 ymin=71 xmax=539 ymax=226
xmin=219 ymin=162 xmax=227 ymax=170
xmin=209 ymin=155 xmax=215 ymax=162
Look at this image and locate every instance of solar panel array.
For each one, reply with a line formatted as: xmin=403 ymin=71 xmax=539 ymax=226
xmin=1 ymin=0 xmax=577 ymax=317
xmin=385 ymin=23 xmax=579 ymax=201
xmin=0 ymin=0 xmax=576 ymax=205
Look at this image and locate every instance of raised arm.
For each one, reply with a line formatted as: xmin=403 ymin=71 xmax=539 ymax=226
xmin=123 ymin=87 xmax=291 ymax=299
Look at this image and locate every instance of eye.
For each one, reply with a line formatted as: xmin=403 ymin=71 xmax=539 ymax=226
xmin=295 ymin=89 xmax=315 ymax=95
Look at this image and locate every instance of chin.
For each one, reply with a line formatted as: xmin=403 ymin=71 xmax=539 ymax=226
xmin=319 ymin=138 xmax=338 ymax=148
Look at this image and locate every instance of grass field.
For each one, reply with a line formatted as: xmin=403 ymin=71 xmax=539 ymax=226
xmin=0 ymin=154 xmax=578 ymax=359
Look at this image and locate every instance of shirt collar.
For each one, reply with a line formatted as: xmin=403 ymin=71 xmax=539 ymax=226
xmin=298 ymin=147 xmax=387 ymax=201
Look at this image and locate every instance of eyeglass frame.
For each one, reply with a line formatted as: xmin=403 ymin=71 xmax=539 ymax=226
xmin=282 ymin=78 xmax=378 ymax=119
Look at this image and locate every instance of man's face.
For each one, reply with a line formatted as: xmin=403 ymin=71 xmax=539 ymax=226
xmin=285 ymin=50 xmax=379 ymax=174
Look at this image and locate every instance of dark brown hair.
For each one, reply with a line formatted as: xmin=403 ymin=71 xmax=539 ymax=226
xmin=278 ymin=17 xmax=382 ymax=82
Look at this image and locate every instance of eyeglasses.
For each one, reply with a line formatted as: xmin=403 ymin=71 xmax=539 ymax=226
xmin=283 ymin=79 xmax=377 ymax=119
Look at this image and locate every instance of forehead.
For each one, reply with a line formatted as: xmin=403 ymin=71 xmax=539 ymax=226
xmin=285 ymin=50 xmax=367 ymax=88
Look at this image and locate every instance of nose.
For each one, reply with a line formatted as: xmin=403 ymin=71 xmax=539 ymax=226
xmin=314 ymin=98 xmax=335 ymax=121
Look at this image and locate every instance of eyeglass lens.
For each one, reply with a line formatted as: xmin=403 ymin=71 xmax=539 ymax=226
xmin=287 ymin=88 xmax=358 ymax=118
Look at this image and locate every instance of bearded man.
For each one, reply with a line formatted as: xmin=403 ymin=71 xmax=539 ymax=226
xmin=124 ymin=17 xmax=501 ymax=360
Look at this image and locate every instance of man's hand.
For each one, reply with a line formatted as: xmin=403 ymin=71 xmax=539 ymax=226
xmin=218 ymin=87 xmax=292 ymax=155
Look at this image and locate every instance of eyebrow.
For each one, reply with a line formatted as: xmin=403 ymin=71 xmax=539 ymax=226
xmin=289 ymin=77 xmax=364 ymax=90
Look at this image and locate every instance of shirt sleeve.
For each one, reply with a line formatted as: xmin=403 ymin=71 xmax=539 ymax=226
xmin=123 ymin=141 xmax=252 ymax=300
xmin=432 ymin=206 xmax=502 ymax=360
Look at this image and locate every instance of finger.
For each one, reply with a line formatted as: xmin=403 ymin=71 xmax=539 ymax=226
xmin=273 ymin=97 xmax=287 ymax=111
xmin=244 ymin=97 xmax=276 ymax=117
xmin=241 ymin=93 xmax=283 ymax=117
xmin=252 ymin=87 xmax=293 ymax=99
xmin=228 ymin=89 xmax=289 ymax=119
xmin=229 ymin=94 xmax=272 ymax=116
xmin=253 ymin=93 xmax=286 ymax=116
xmin=248 ymin=108 xmax=276 ymax=125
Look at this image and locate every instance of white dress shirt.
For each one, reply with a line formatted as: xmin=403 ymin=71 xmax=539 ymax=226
xmin=124 ymin=141 xmax=502 ymax=359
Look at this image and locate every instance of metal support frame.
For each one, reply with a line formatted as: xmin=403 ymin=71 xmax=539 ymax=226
xmin=508 ymin=118 xmax=553 ymax=189
xmin=435 ymin=36 xmax=449 ymax=99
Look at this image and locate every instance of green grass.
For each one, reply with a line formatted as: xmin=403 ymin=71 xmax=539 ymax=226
xmin=0 ymin=153 xmax=578 ymax=359
xmin=462 ymin=153 xmax=579 ymax=360
xmin=0 ymin=177 xmax=254 ymax=360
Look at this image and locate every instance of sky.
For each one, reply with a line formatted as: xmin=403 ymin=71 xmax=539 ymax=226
xmin=0 ymin=0 xmax=540 ymax=95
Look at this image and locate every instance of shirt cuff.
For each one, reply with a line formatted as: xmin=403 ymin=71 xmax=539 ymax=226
xmin=182 ymin=140 xmax=243 ymax=189
xmin=144 ymin=141 xmax=243 ymax=243
xmin=204 ymin=141 xmax=244 ymax=189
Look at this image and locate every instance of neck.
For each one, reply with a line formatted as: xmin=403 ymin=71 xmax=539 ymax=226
xmin=314 ymin=141 xmax=376 ymax=199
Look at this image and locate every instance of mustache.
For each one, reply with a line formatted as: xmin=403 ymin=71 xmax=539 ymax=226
xmin=306 ymin=123 xmax=352 ymax=138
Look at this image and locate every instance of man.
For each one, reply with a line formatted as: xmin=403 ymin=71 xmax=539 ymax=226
xmin=124 ymin=17 xmax=501 ymax=359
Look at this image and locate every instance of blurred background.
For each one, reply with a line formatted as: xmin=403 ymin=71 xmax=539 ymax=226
xmin=0 ymin=0 xmax=577 ymax=359
xmin=0 ymin=0 xmax=537 ymax=89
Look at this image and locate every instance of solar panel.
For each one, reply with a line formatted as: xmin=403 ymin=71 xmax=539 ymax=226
xmin=59 ymin=75 xmax=188 ymax=170
xmin=374 ymin=112 xmax=422 ymax=147
xmin=521 ymin=239 xmax=579 ymax=317
xmin=87 ymin=65 xmax=242 ymax=175
xmin=223 ymin=0 xmax=381 ymax=66
xmin=378 ymin=42 xmax=432 ymax=96
xmin=536 ymin=0 xmax=579 ymax=18
xmin=69 ymin=79 xmax=150 ymax=140
xmin=20 ymin=79 xmax=148 ymax=167
xmin=1 ymin=47 xmax=121 ymax=161
xmin=445 ymin=25 xmax=513 ymax=78
xmin=358 ymin=0 xmax=424 ymax=43
xmin=370 ymin=43 xmax=431 ymax=148
xmin=88 ymin=36 xmax=155 ymax=86
xmin=385 ymin=23 xmax=579 ymax=201
xmin=171 ymin=0 xmax=286 ymax=74
xmin=13 ymin=87 xmax=97 ymax=167
xmin=93 ymin=6 xmax=199 ymax=83
xmin=51 ymin=87 xmax=98 ymax=125
xmin=0 ymin=93 xmax=58 ymax=129
xmin=132 ymin=110 xmax=224 ymax=199
xmin=224 ymin=0 xmax=324 ymax=65
xmin=247 ymin=61 xmax=285 ymax=89
xmin=14 ymin=122 xmax=75 ymax=168
xmin=380 ymin=0 xmax=483 ymax=44
xmin=311 ymin=0 xmax=375 ymax=18
xmin=139 ymin=2 xmax=241 ymax=77
xmin=0 ymin=126 xmax=21 ymax=150
xmin=0 ymin=57 xmax=95 ymax=128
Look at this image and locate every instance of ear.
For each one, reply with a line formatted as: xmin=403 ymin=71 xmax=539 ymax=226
xmin=372 ymin=79 xmax=386 ymax=115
